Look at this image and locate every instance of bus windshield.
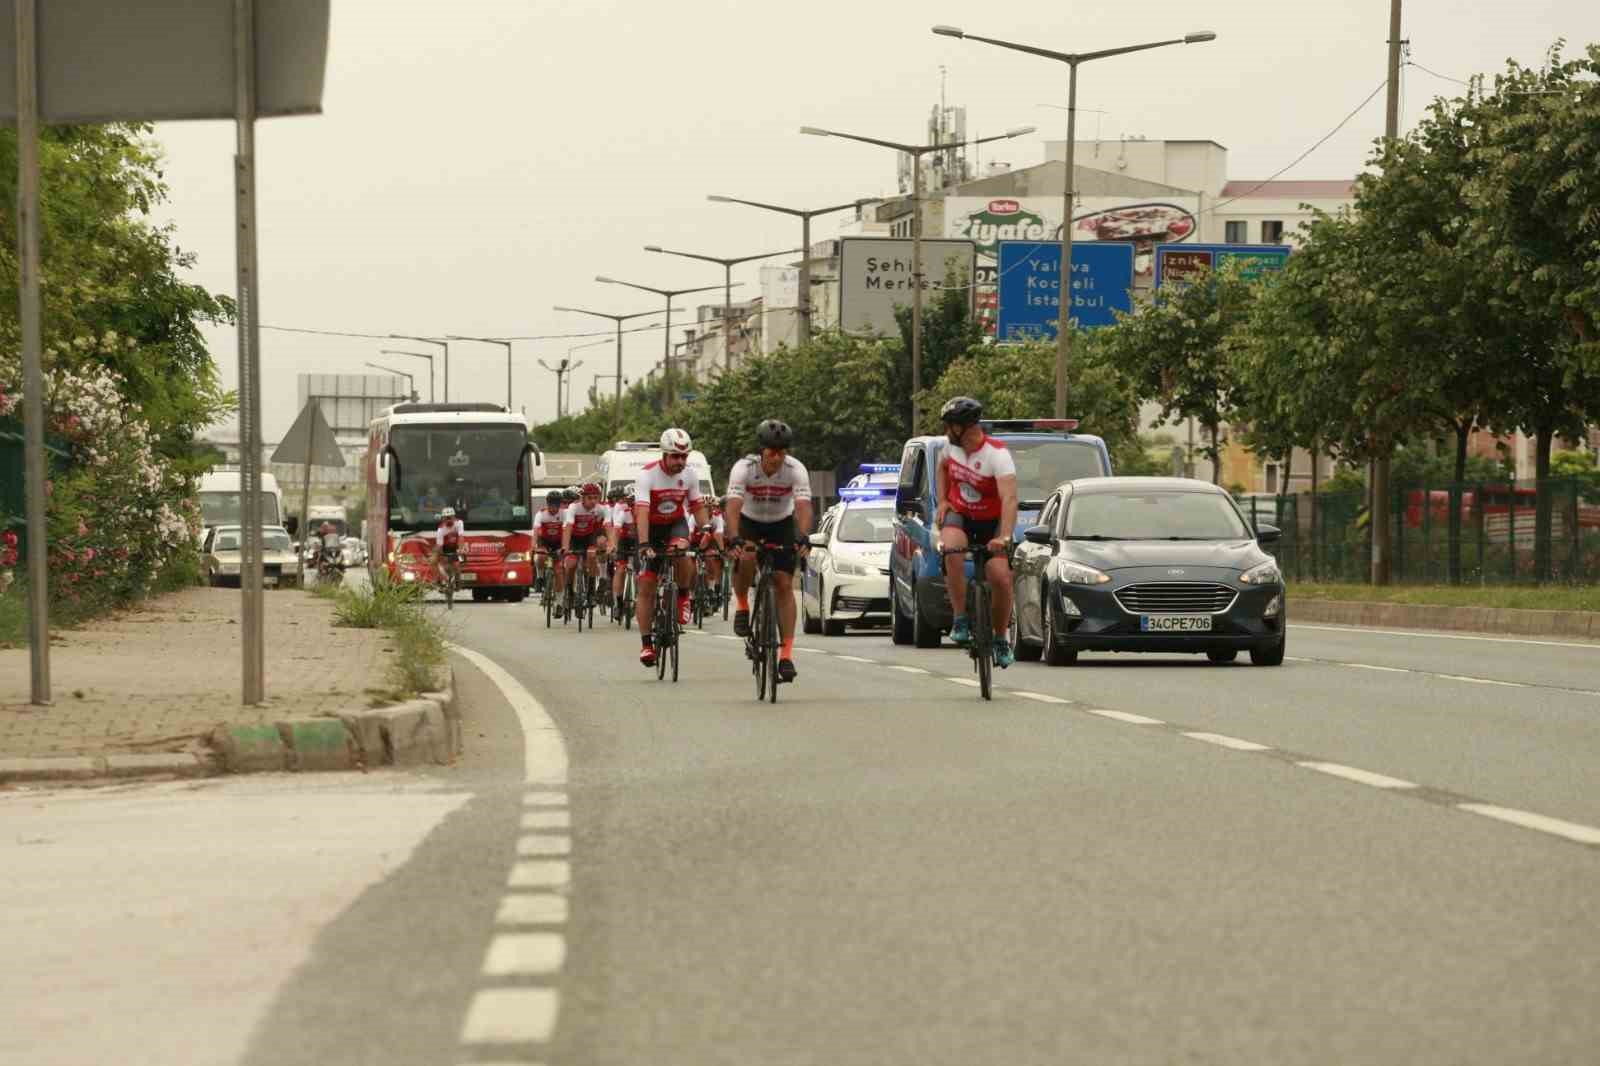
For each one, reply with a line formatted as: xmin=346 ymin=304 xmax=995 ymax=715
xmin=385 ymin=424 xmax=531 ymax=531
xmin=199 ymin=491 xmax=282 ymax=528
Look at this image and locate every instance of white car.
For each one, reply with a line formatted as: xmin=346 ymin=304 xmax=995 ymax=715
xmin=801 ymin=498 xmax=895 ymax=636
xmin=202 ymin=524 xmax=302 ymax=588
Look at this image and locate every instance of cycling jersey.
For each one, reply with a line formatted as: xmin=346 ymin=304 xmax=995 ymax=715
xmin=942 ymin=435 xmax=1015 ymax=521
xmin=726 ymin=454 xmax=811 ymax=523
xmin=532 ymin=508 xmax=564 ymax=545
xmin=611 ymin=502 xmax=637 ymax=539
xmin=563 ymin=502 xmax=608 ymax=538
xmin=434 ymin=518 xmax=465 ymax=549
xmin=635 ymin=460 xmax=702 ymax=526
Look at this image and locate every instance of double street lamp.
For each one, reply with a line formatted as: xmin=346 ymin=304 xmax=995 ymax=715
xmin=388 ymin=335 xmax=450 ymax=402
xmin=933 ymin=24 xmax=1217 ymax=416
xmin=365 ymin=361 xmax=418 ymax=402
xmin=800 ymin=122 xmax=1036 ymax=430
xmin=594 ymin=276 xmax=727 ymax=408
xmin=552 ymin=304 xmax=678 ymax=434
xmin=447 ymin=335 xmax=515 ymax=409
xmin=643 ymin=244 xmax=801 ymax=372
xmin=379 ymin=348 xmax=435 ymax=402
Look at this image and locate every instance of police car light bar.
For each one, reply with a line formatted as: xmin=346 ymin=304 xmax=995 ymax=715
xmin=859 ymin=463 xmax=901 ymax=474
xmin=838 ymin=487 xmax=896 ymax=501
xmin=981 ymin=418 xmax=1080 ymax=433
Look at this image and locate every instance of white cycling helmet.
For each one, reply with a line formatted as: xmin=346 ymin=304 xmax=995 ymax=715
xmin=440 ymin=507 xmax=455 ymax=519
xmin=659 ymin=427 xmax=692 ymax=455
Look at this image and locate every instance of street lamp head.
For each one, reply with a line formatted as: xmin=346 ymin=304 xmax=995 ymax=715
xmin=1004 ymin=125 xmax=1038 ymax=138
xmin=644 ymin=245 xmax=664 ymax=253
xmin=798 ymin=126 xmax=831 ymax=137
xmin=595 ymin=275 xmax=618 ymax=284
xmin=931 ymin=24 xmax=964 ymax=38
xmin=706 ymin=195 xmax=733 ymax=203
xmin=1185 ymin=31 xmax=1217 ymax=43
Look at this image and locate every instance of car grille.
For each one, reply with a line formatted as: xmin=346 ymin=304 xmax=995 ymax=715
xmin=835 ymin=595 xmax=890 ymax=613
xmin=1115 ymin=582 xmax=1236 ymax=614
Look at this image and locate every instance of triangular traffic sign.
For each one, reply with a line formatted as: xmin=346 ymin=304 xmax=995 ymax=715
xmin=271 ymin=401 xmax=345 ymax=467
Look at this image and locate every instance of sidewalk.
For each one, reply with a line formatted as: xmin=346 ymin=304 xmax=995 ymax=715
xmin=0 ymin=587 xmax=395 ymax=759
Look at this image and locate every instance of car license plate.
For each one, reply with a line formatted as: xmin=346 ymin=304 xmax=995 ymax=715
xmin=263 ymin=576 xmax=278 ymax=588
xmin=457 ymin=571 xmax=476 ymax=583
xmin=1141 ymin=614 xmax=1211 ymax=632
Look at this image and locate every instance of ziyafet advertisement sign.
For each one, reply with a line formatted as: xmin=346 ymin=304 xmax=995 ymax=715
xmin=1155 ymin=243 xmax=1292 ymax=287
xmin=995 ymin=241 xmax=1135 ymax=341
xmin=838 ymin=238 xmax=976 ymax=336
xmin=944 ymin=196 xmax=1199 ymax=278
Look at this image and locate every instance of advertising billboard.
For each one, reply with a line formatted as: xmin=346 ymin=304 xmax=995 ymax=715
xmin=1155 ymin=244 xmax=1292 ymax=287
xmin=943 ymin=196 xmax=1199 ymax=278
xmin=995 ymin=241 xmax=1135 ymax=341
xmin=838 ymin=238 xmax=976 ymax=336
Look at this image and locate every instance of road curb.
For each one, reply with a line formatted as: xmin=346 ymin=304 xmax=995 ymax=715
xmin=1292 ymin=599 xmax=1600 ymax=640
xmin=0 ymin=668 xmax=460 ymax=785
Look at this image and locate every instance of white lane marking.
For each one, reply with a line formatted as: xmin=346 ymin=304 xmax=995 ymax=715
xmin=834 ymin=655 xmax=877 ymax=663
xmin=1014 ymin=691 xmax=1069 ymax=704
xmin=522 ymin=791 xmax=566 ymax=807
xmin=508 ymin=861 xmax=571 ymax=888
xmin=449 ymin=643 xmax=569 ymax=787
xmin=1184 ymin=732 xmax=1272 ymax=752
xmin=889 ymin=665 xmax=930 ymax=674
xmin=1457 ymin=804 xmax=1600 ymax=846
xmin=793 ymin=647 xmax=827 ymax=655
xmin=946 ymin=677 xmax=981 ymax=688
xmin=460 ymin=987 xmax=559 ymax=1043
xmin=713 ymin=634 xmax=740 ymax=641
xmin=1298 ymin=762 xmax=1418 ymax=790
xmin=1290 ymin=623 xmax=1600 ymax=651
xmin=521 ymin=811 xmax=570 ymax=830
xmin=482 ymin=933 xmax=567 ymax=977
xmin=1085 ymin=708 xmax=1164 ymax=725
xmin=496 ymin=894 xmax=569 ymax=925
xmin=1437 ymin=673 xmax=1525 ymax=688
xmin=1346 ymin=663 xmax=1409 ymax=674
xmin=516 ymin=835 xmax=571 ymax=857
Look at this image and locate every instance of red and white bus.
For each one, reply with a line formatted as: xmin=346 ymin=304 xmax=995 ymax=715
xmin=366 ymin=402 xmax=546 ymax=602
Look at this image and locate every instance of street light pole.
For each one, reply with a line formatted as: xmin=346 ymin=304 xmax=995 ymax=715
xmin=537 ymin=358 xmax=574 ymax=419
xmin=379 ymin=349 xmax=435 ymax=402
xmin=388 ymin=335 xmax=450 ymax=401
xmin=365 ymin=361 xmax=417 ymax=401
xmin=553 ymin=304 xmax=678 ymax=438
xmin=707 ymin=195 xmax=880 ymax=345
xmin=799 ymin=123 xmax=1037 ymax=430
xmin=932 ymin=25 xmax=1216 ymax=416
xmin=643 ymin=244 xmax=799 ymax=373
xmin=594 ymin=276 xmax=724 ymax=409
xmin=447 ymin=336 xmax=515 ymax=409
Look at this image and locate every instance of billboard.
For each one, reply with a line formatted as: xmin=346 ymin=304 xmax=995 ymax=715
xmin=1155 ymin=244 xmax=1292 ymax=287
xmin=839 ymin=238 xmax=976 ymax=336
xmin=943 ymin=196 xmax=1199 ymax=278
xmin=995 ymin=241 xmax=1135 ymax=341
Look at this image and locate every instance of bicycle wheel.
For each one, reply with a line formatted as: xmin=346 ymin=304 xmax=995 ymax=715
xmin=763 ymin=574 xmax=779 ymax=704
xmin=545 ymin=577 xmax=554 ymax=628
xmin=972 ymin=580 xmax=993 ymax=701
xmin=721 ymin=568 xmax=731 ymax=620
xmin=575 ymin=573 xmax=586 ymax=633
xmin=752 ymin=578 xmax=768 ymax=700
xmin=655 ymin=579 xmax=671 ymax=681
xmin=624 ymin=568 xmax=634 ymax=630
xmin=670 ymin=619 xmax=680 ymax=681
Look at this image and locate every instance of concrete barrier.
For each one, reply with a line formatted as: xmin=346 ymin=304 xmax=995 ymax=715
xmin=1292 ymin=599 xmax=1599 ymax=640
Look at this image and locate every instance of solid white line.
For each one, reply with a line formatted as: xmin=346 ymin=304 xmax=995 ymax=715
xmin=889 ymin=665 xmax=930 ymax=674
xmin=496 ymin=894 xmax=569 ymax=925
xmin=1345 ymin=663 xmax=1409 ymax=674
xmin=508 ymin=861 xmax=571 ymax=888
xmin=1014 ymin=691 xmax=1069 ymax=704
xmin=516 ymin=835 xmax=571 ymax=857
xmin=522 ymin=791 xmax=566 ymax=807
xmin=1290 ymin=623 xmax=1600 ymax=651
xmin=521 ymin=811 xmax=571 ymax=830
xmin=946 ymin=677 xmax=981 ymax=688
xmin=460 ymin=988 xmax=559 ymax=1043
xmin=482 ymin=933 xmax=567 ymax=977
xmin=1457 ymin=804 xmax=1600 ymax=846
xmin=1298 ymin=761 xmax=1418 ymax=790
xmin=450 ymin=643 xmax=569 ymax=787
xmin=713 ymin=634 xmax=740 ymax=641
xmin=1438 ymin=674 xmax=1525 ymax=688
xmin=834 ymin=655 xmax=877 ymax=663
xmin=1184 ymin=732 xmax=1272 ymax=752
xmin=1085 ymin=708 xmax=1164 ymax=725
xmin=792 ymin=647 xmax=827 ymax=655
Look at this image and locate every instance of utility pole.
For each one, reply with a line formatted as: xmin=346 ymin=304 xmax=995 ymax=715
xmin=1372 ymin=0 xmax=1404 ymax=586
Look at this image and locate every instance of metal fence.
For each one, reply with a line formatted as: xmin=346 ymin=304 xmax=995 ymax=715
xmin=1237 ymin=479 xmax=1600 ymax=585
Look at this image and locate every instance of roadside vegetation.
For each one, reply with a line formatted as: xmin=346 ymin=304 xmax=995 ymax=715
xmin=1288 ymin=582 xmax=1600 ymax=614
xmin=322 ymin=573 xmax=449 ymax=698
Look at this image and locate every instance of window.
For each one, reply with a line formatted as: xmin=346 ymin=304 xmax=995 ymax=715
xmin=837 ymin=507 xmax=895 ymax=543
xmin=1063 ymin=490 xmax=1250 ymax=541
xmin=1261 ymin=220 xmax=1284 ymax=243
xmin=1225 ymin=220 xmax=1247 ymax=244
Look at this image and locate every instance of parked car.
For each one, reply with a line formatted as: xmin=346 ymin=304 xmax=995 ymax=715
xmin=340 ymin=536 xmax=367 ymax=568
xmin=890 ymin=418 xmax=1113 ymax=648
xmin=1009 ymin=477 xmax=1285 ymax=666
xmin=202 ymin=524 xmax=302 ymax=588
xmin=802 ymin=491 xmax=896 ymax=635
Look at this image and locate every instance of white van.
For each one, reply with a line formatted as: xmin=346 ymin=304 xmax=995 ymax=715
xmin=596 ymin=441 xmax=716 ymax=499
xmin=198 ymin=470 xmax=284 ymax=533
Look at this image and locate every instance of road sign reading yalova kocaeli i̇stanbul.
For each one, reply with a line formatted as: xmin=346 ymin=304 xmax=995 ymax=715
xmin=994 ymin=241 xmax=1135 ymax=341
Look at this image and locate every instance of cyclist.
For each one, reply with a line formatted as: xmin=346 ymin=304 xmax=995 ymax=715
xmin=559 ymin=481 xmax=609 ymax=616
xmin=934 ymin=396 xmax=1018 ymax=667
xmin=531 ymin=490 xmax=565 ymax=594
xmin=634 ymin=427 xmax=710 ymax=667
xmin=607 ymin=486 xmax=638 ymax=609
xmin=726 ymin=419 xmax=812 ymax=684
xmin=692 ymin=497 xmax=727 ymax=611
xmin=431 ymin=506 xmax=466 ymax=591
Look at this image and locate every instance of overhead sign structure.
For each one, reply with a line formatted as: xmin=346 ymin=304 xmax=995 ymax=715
xmin=995 ymin=241 xmax=1135 ymax=341
xmin=1155 ymin=243 xmax=1292 ymax=287
xmin=839 ymin=237 xmax=976 ymax=336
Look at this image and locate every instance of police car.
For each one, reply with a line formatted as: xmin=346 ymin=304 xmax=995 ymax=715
xmin=801 ymin=465 xmax=898 ymax=636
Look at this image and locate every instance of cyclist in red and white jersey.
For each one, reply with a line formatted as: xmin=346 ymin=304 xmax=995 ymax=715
xmin=558 ymin=482 xmax=609 ymax=616
xmin=634 ymin=427 xmax=709 ymax=667
xmin=934 ymin=396 xmax=1018 ymax=667
xmin=692 ymin=498 xmax=727 ymax=609
xmin=606 ymin=485 xmax=638 ymax=607
xmin=725 ymin=419 xmax=812 ymax=683
xmin=531 ymin=490 xmax=564 ymax=594
xmin=431 ymin=507 xmax=466 ymax=590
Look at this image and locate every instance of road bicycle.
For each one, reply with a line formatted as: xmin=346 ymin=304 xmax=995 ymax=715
xmin=644 ymin=546 xmax=686 ymax=682
xmin=741 ymin=540 xmax=784 ymax=704
xmin=563 ymin=554 xmax=597 ymax=632
xmin=612 ymin=546 xmax=636 ymax=628
xmin=943 ymin=543 xmax=1002 ymax=700
xmin=436 ymin=554 xmax=459 ymax=611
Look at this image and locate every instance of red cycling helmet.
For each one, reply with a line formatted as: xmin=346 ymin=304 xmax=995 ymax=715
xmin=581 ymin=481 xmax=601 ymax=497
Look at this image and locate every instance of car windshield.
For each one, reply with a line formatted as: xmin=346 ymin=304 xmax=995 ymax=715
xmin=837 ymin=508 xmax=895 ymax=543
xmin=263 ymin=531 xmax=291 ymax=553
xmin=199 ymin=491 xmax=282 ymax=527
xmin=385 ymin=424 xmax=531 ymax=532
xmin=213 ymin=529 xmax=292 ymax=553
xmin=1064 ymin=491 xmax=1250 ymax=540
xmin=998 ymin=439 xmax=1106 ymax=504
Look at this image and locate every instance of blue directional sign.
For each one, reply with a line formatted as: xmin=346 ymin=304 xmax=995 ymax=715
xmin=1155 ymin=243 xmax=1292 ymax=287
xmin=995 ymin=241 xmax=1135 ymax=341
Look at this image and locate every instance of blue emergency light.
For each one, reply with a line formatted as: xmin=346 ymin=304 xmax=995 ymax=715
xmin=859 ymin=463 xmax=901 ymax=474
xmin=838 ymin=487 xmax=896 ymax=501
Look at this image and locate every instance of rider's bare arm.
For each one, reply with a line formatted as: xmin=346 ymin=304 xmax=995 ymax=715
xmin=995 ymin=473 xmax=1020 ymax=549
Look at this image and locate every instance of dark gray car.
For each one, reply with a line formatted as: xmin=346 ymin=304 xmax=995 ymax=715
xmin=1010 ymin=477 xmax=1286 ymax=666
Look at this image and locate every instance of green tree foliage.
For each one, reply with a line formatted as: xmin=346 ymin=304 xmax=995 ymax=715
xmin=892 ymin=274 xmax=986 ymax=425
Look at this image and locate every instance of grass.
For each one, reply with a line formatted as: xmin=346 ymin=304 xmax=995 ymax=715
xmin=0 ymin=582 xmax=24 ymax=647
xmin=325 ymin=571 xmax=450 ymax=696
xmin=1288 ymin=581 xmax=1600 ymax=613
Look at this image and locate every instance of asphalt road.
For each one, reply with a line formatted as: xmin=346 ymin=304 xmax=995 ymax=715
xmin=5 ymin=593 xmax=1597 ymax=1066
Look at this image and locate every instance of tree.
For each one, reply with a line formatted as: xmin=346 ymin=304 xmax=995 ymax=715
xmin=893 ymin=270 xmax=986 ymax=432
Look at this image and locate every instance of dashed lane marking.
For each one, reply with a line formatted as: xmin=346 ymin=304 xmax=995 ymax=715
xmin=1437 ymin=673 xmax=1524 ymax=687
xmin=1457 ymin=804 xmax=1600 ymax=846
xmin=1085 ymin=708 xmax=1165 ymax=725
xmin=459 ymin=988 xmax=559 ymax=1043
xmin=521 ymin=811 xmax=570 ymax=830
xmin=522 ymin=791 xmax=566 ymax=807
xmin=946 ymin=677 xmax=981 ymax=688
xmin=889 ymin=665 xmax=931 ymax=675
xmin=516 ymin=835 xmax=572 ymax=857
xmin=482 ymin=933 xmax=567 ymax=977
xmin=834 ymin=655 xmax=877 ymax=664
xmin=1298 ymin=762 xmax=1419 ymax=790
xmin=1184 ymin=732 xmax=1272 ymax=752
xmin=1014 ymin=691 xmax=1069 ymax=704
xmin=1290 ymin=623 xmax=1600 ymax=650
xmin=508 ymin=861 xmax=571 ymax=888
xmin=496 ymin=894 xmax=569 ymax=925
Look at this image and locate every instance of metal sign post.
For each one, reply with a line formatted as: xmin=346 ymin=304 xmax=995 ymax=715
xmin=14 ymin=0 xmax=47 ymax=703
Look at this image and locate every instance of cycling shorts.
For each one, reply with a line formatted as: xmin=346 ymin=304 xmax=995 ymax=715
xmin=941 ymin=511 xmax=999 ymax=549
xmin=439 ymin=544 xmax=460 ymax=560
xmin=736 ymin=515 xmax=797 ymax=572
xmin=567 ymin=532 xmax=600 ymax=554
xmin=641 ymin=518 xmax=690 ymax=576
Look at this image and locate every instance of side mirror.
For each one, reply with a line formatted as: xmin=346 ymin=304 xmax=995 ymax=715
xmin=807 ymin=533 xmax=827 ymax=548
xmin=1022 ymin=524 xmax=1054 ymax=546
xmin=1256 ymin=523 xmax=1281 ymax=544
xmin=375 ymin=449 xmax=391 ymax=486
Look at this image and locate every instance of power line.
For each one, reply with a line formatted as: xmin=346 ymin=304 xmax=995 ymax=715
xmin=1407 ymin=59 xmax=1470 ymax=87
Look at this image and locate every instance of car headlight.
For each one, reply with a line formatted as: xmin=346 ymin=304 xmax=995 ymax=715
xmin=400 ymin=571 xmax=417 ymax=583
xmin=504 ymin=552 xmax=531 ymax=564
xmin=833 ymin=559 xmax=872 ymax=577
xmin=1240 ymin=559 xmax=1282 ymax=585
xmin=1054 ymin=559 xmax=1111 ymax=585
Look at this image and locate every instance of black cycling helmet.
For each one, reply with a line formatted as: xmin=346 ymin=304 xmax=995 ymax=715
xmin=607 ymin=485 xmax=624 ymax=502
xmin=562 ymin=488 xmax=578 ymax=503
xmin=545 ymin=490 xmax=562 ymax=506
xmin=756 ymin=418 xmax=793 ymax=449
xmin=939 ymin=396 xmax=983 ymax=427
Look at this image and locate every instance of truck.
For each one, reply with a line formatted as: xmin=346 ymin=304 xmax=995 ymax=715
xmin=594 ymin=441 xmax=716 ymax=499
xmin=198 ymin=470 xmax=284 ymax=537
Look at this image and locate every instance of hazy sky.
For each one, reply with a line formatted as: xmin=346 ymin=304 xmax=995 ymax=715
xmin=146 ymin=0 xmax=1600 ymax=439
